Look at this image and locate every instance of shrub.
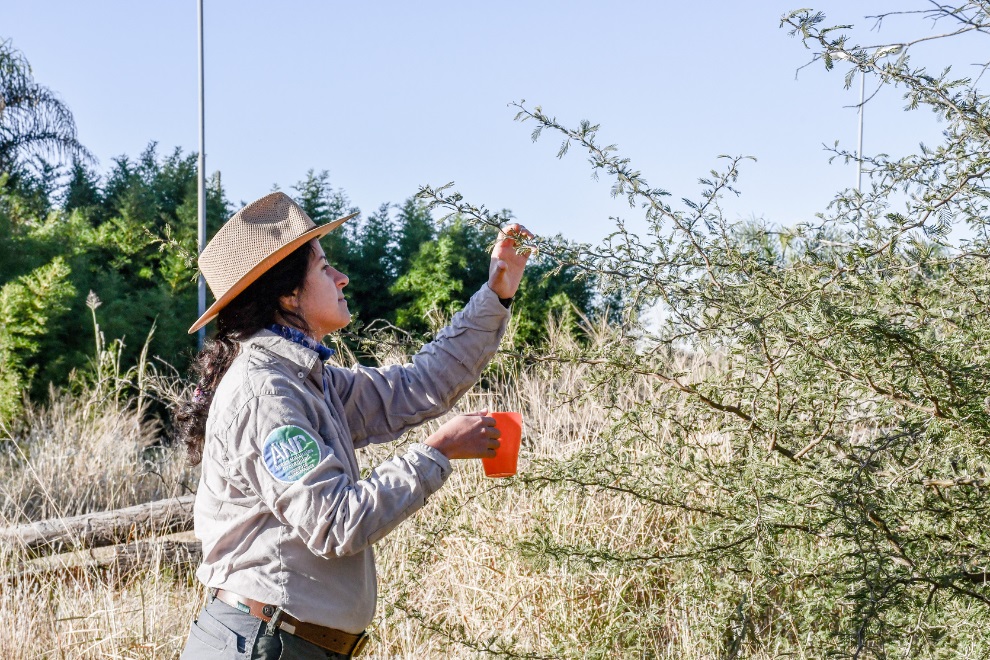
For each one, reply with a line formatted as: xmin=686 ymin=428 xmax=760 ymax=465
xmin=416 ymin=5 xmax=990 ymax=655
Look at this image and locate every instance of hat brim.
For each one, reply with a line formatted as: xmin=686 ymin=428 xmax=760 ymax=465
xmin=187 ymin=212 xmax=357 ymax=334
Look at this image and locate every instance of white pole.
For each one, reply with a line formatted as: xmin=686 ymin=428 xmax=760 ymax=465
xmin=856 ymin=69 xmax=865 ymax=195
xmin=197 ymin=0 xmax=207 ymax=349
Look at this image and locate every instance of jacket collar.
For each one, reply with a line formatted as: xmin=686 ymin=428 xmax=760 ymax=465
xmin=242 ymin=329 xmax=323 ymax=378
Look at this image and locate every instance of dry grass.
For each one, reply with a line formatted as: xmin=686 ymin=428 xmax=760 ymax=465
xmin=0 ymin=390 xmax=194 ymax=525
xmin=0 ymin=558 xmax=202 ymax=659
xmin=0 ymin=322 xmax=715 ymax=659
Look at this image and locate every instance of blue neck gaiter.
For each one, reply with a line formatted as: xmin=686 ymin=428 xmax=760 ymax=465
xmin=267 ymin=323 xmax=337 ymax=407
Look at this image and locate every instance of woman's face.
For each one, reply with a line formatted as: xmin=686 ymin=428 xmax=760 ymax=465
xmin=287 ymin=239 xmax=350 ymax=338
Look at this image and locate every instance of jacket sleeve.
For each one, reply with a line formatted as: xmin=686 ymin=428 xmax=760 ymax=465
xmin=327 ymin=284 xmax=510 ymax=448
xmin=221 ymin=387 xmax=452 ymax=558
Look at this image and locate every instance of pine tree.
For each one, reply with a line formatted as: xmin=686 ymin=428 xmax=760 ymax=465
xmin=292 ymin=169 xmax=357 ymax=271
xmin=395 ymin=197 xmax=435 ymax=276
xmin=63 ymin=158 xmax=102 ymax=216
xmin=346 ymin=203 xmax=398 ymax=325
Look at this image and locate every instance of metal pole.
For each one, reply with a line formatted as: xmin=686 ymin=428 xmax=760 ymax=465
xmin=856 ymin=69 xmax=865 ymax=195
xmin=197 ymin=0 xmax=207 ymax=349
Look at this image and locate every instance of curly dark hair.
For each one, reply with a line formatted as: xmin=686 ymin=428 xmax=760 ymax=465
xmin=174 ymin=241 xmax=315 ymax=465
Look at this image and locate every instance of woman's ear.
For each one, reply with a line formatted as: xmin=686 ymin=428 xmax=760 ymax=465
xmin=279 ymin=289 xmax=300 ymax=311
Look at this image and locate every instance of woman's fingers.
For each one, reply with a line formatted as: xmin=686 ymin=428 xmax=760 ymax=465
xmin=465 ymin=414 xmax=500 ymax=454
xmin=490 ymin=223 xmax=533 ymax=286
xmin=427 ymin=413 xmax=506 ymax=459
xmin=464 ymin=413 xmax=496 ymax=427
xmin=499 ymin=223 xmax=534 ymax=241
xmin=495 ymin=226 xmax=535 ymax=257
xmin=472 ymin=415 xmax=500 ymax=455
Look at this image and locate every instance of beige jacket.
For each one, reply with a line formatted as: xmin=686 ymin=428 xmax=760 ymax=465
xmin=193 ymin=285 xmax=510 ymax=633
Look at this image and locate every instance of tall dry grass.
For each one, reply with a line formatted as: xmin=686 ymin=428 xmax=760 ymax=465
xmin=0 ymin=318 xmax=711 ymax=658
xmin=0 ymin=321 xmax=200 ymax=659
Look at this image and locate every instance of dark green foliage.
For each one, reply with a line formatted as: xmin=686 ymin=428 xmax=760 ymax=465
xmin=0 ymin=174 xmax=54 ymax=281
xmin=0 ymin=142 xmax=230 ymax=403
xmin=509 ymin=237 xmax=597 ymax=346
xmin=63 ymin=158 xmax=102 ymax=217
xmin=395 ymin=197 xmax=435 ymax=275
xmin=345 ymin=203 xmax=398 ymax=326
xmin=392 ymin=218 xmax=494 ymax=333
xmin=292 ymin=169 xmax=358 ymax=269
xmin=391 ymin=216 xmax=602 ymax=344
xmin=0 ymin=256 xmax=74 ymax=425
xmin=0 ymin=144 xmax=600 ymax=416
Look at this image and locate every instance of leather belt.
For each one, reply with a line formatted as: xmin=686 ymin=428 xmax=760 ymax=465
xmin=212 ymin=588 xmax=368 ymax=657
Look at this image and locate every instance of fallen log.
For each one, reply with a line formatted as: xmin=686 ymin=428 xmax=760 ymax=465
xmin=2 ymin=531 xmax=201 ymax=586
xmin=0 ymin=494 xmax=196 ymax=557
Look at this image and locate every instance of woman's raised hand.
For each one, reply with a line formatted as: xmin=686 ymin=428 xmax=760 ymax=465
xmin=487 ymin=223 xmax=535 ymax=299
xmin=425 ymin=411 xmax=501 ymax=460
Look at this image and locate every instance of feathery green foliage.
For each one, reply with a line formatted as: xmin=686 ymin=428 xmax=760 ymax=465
xmin=392 ymin=218 xmax=493 ymax=332
xmin=0 ymin=257 xmax=74 ymax=427
xmin=415 ymin=4 xmax=990 ymax=656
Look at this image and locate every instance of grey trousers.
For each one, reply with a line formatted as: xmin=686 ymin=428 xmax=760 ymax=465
xmin=180 ymin=598 xmax=351 ymax=659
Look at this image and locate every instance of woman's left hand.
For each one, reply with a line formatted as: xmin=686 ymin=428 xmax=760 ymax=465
xmin=488 ymin=223 xmax=535 ymax=299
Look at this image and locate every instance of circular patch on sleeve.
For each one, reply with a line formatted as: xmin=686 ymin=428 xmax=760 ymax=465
xmin=262 ymin=425 xmax=322 ymax=482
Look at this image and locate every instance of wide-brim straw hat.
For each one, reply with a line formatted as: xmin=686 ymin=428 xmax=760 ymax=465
xmin=188 ymin=191 xmax=356 ymax=334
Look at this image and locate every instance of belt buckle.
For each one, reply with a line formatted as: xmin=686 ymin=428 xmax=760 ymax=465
xmin=350 ymin=631 xmax=369 ymax=656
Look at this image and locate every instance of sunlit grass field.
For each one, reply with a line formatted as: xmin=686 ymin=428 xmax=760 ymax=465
xmin=0 ymin=322 xmax=706 ymax=659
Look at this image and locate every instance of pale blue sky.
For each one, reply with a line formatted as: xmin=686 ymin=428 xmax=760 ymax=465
xmin=6 ymin=2 xmax=984 ymax=244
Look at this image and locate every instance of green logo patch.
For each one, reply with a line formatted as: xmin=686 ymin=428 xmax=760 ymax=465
xmin=262 ymin=425 xmax=321 ymax=482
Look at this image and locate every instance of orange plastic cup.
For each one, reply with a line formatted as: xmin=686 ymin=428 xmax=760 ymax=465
xmin=481 ymin=412 xmax=522 ymax=478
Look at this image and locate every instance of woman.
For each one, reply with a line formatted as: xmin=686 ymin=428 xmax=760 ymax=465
xmin=176 ymin=192 xmax=531 ymax=659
